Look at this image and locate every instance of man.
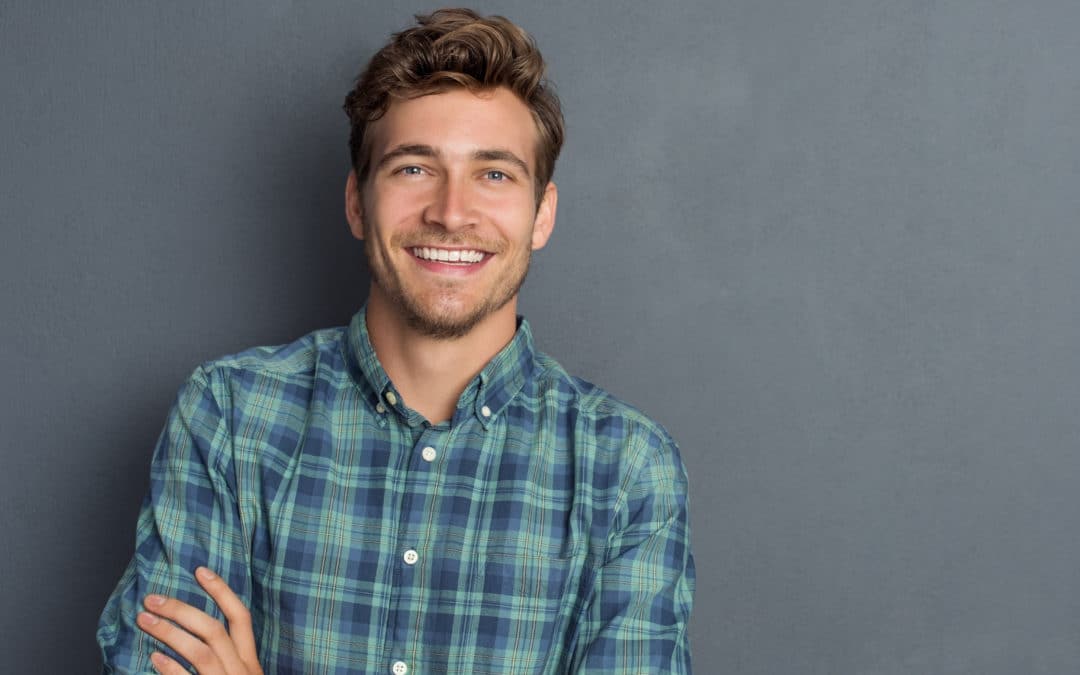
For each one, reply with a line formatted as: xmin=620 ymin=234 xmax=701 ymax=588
xmin=99 ymin=8 xmax=694 ymax=674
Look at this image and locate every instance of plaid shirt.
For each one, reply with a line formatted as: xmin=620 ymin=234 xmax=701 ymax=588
xmin=99 ymin=308 xmax=694 ymax=674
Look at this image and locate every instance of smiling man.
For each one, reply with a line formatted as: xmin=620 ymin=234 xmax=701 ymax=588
xmin=98 ymin=9 xmax=694 ymax=674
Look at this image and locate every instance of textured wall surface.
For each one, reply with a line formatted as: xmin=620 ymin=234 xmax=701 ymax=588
xmin=3 ymin=1 xmax=1080 ymax=672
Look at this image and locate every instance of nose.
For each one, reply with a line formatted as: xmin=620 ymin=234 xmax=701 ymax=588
xmin=423 ymin=175 xmax=476 ymax=232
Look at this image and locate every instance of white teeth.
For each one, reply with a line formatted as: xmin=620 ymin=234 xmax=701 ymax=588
xmin=411 ymin=247 xmax=486 ymax=264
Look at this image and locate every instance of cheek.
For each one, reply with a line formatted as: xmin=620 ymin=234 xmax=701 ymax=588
xmin=369 ymin=193 xmax=427 ymax=236
xmin=483 ymin=196 xmax=538 ymax=235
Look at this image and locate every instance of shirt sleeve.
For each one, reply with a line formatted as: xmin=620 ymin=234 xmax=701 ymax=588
xmin=571 ymin=433 xmax=696 ymax=674
xmin=97 ymin=365 xmax=253 ymax=674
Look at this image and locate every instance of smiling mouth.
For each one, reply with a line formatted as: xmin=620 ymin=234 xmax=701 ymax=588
xmin=411 ymin=246 xmax=489 ymax=265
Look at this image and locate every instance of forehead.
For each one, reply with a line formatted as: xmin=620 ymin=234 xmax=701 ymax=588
xmin=367 ymin=87 xmax=539 ymax=167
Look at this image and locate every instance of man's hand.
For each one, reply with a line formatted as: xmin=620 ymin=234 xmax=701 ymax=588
xmin=136 ymin=567 xmax=263 ymax=675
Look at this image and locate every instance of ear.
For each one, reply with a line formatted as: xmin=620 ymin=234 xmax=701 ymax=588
xmin=345 ymin=170 xmax=366 ymax=240
xmin=531 ymin=181 xmax=558 ymax=250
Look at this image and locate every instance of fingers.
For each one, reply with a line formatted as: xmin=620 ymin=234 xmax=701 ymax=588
xmin=140 ymin=588 xmax=247 ymax=674
xmin=138 ymin=568 xmax=261 ymax=674
xmin=149 ymin=651 xmax=191 ymax=675
xmin=193 ymin=567 xmax=260 ymax=668
xmin=138 ymin=607 xmax=229 ymax=674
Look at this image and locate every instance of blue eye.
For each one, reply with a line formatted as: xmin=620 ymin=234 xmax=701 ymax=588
xmin=400 ymin=166 xmax=423 ymax=175
xmin=486 ymin=170 xmax=508 ymax=181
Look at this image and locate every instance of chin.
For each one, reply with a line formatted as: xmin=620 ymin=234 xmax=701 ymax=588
xmin=404 ymin=294 xmax=512 ymax=340
xmin=404 ymin=311 xmax=483 ymax=340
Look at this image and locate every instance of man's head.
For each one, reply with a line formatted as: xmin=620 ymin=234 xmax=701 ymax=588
xmin=343 ymin=9 xmax=562 ymax=341
xmin=343 ymin=8 xmax=564 ymax=206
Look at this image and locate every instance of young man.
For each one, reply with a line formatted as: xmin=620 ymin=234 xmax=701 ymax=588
xmin=99 ymin=9 xmax=694 ymax=674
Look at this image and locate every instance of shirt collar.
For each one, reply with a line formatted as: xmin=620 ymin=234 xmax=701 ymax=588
xmin=344 ymin=304 xmax=536 ymax=429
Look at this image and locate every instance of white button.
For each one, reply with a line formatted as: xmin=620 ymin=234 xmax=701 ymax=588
xmin=375 ymin=402 xmax=386 ymax=414
xmin=481 ymin=405 xmax=492 ymax=418
xmin=403 ymin=549 xmax=418 ymax=565
xmin=385 ymin=391 xmax=398 ymax=406
xmin=421 ymin=446 xmax=437 ymax=462
xmin=392 ymin=661 xmax=408 ymax=675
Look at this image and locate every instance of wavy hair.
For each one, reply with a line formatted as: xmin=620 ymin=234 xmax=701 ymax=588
xmin=344 ymin=8 xmax=564 ymax=204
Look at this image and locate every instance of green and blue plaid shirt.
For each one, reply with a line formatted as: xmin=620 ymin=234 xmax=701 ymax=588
xmin=99 ymin=307 xmax=694 ymax=674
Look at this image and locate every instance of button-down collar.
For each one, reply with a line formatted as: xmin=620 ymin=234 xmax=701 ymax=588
xmin=344 ymin=305 xmax=536 ymax=428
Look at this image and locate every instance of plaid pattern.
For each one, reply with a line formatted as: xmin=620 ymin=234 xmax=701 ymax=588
xmin=99 ymin=308 xmax=694 ymax=674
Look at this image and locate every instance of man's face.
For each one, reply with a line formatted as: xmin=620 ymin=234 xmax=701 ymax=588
xmin=346 ymin=87 xmax=557 ymax=340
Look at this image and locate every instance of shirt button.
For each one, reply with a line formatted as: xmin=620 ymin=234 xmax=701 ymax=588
xmin=403 ymin=549 xmax=419 ymax=565
xmin=421 ymin=446 xmax=437 ymax=462
xmin=385 ymin=391 xmax=398 ymax=406
xmin=392 ymin=661 xmax=408 ymax=675
xmin=481 ymin=405 xmax=492 ymax=418
xmin=375 ymin=402 xmax=386 ymax=414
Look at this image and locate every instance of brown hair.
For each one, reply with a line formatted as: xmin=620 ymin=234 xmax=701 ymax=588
xmin=343 ymin=8 xmax=564 ymax=204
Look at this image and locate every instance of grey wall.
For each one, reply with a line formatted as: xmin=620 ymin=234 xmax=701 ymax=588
xmin=3 ymin=1 xmax=1079 ymax=672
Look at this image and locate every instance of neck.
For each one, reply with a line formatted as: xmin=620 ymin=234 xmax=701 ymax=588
xmin=364 ymin=288 xmax=518 ymax=424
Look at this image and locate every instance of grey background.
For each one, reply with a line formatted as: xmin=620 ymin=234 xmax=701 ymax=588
xmin=2 ymin=1 xmax=1078 ymax=672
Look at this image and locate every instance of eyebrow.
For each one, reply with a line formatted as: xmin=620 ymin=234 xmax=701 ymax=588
xmin=473 ymin=149 xmax=531 ymax=178
xmin=373 ymin=144 xmax=439 ymax=173
xmin=374 ymin=144 xmax=531 ymax=178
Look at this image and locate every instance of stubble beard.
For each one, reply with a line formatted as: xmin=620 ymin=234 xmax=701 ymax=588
xmin=365 ymin=235 xmax=531 ymax=340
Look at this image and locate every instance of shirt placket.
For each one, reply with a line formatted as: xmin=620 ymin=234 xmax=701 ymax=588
xmin=386 ymin=413 xmax=454 ymax=675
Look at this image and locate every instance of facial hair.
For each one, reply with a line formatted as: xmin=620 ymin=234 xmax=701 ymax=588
xmin=364 ymin=230 xmax=531 ymax=340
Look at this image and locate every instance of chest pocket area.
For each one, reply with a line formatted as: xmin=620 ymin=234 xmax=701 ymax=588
xmin=480 ymin=546 xmax=581 ymax=606
xmin=472 ymin=542 xmax=587 ymax=673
